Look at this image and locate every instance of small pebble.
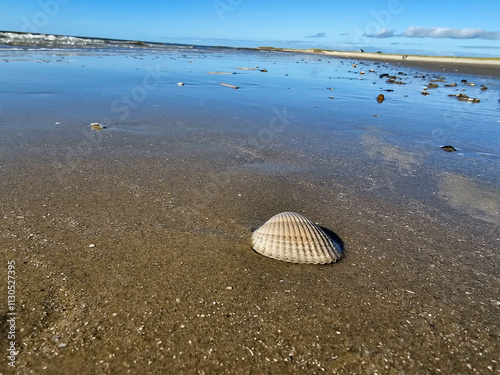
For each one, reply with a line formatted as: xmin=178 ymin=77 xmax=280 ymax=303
xmin=441 ymin=145 xmax=457 ymax=152
xmin=89 ymin=244 xmax=96 ymax=248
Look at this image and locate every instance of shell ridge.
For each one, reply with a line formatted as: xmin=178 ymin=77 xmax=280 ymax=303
xmin=291 ymin=215 xmax=307 ymax=262
xmin=294 ymin=213 xmax=310 ymax=262
xmin=308 ymin=221 xmax=327 ymax=262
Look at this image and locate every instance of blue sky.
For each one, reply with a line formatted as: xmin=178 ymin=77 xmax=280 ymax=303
xmin=1 ymin=0 xmax=499 ymax=56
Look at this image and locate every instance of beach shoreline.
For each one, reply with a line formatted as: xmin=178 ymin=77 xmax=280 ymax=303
xmin=255 ymin=47 xmax=500 ymax=76
xmin=2 ymin=30 xmax=500 ymax=76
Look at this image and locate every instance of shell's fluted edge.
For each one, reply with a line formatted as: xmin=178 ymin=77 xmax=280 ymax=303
xmin=251 ymin=212 xmax=343 ymax=264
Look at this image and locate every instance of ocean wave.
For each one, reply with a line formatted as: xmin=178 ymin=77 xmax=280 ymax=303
xmin=0 ymin=31 xmax=195 ymax=50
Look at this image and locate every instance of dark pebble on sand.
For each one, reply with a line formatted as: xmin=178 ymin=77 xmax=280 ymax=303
xmin=441 ymin=145 xmax=457 ymax=152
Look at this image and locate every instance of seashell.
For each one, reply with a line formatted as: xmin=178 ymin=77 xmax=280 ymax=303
xmin=218 ymin=82 xmax=239 ymax=89
xmin=252 ymin=212 xmax=342 ymax=264
xmin=90 ymin=123 xmax=103 ymax=131
xmin=207 ymin=71 xmax=235 ymax=75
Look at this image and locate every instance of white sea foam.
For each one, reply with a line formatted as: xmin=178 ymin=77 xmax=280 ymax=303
xmin=0 ymin=31 xmax=193 ymax=51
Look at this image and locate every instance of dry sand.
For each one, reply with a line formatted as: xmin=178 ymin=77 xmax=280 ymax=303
xmin=298 ymin=49 xmax=500 ymax=76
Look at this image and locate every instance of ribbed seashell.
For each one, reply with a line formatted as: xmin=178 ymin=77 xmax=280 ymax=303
xmin=252 ymin=212 xmax=342 ymax=264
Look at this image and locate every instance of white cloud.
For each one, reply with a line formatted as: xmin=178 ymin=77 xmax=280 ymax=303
xmin=365 ymin=27 xmax=394 ymax=38
xmin=402 ymin=27 xmax=500 ymax=40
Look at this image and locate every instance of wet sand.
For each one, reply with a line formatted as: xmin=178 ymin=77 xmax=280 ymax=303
xmin=2 ymin=125 xmax=499 ymax=374
xmin=1 ymin=49 xmax=500 ymax=374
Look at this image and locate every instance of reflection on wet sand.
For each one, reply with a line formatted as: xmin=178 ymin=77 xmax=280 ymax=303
xmin=361 ymin=133 xmax=422 ymax=173
xmin=439 ymin=172 xmax=500 ymax=224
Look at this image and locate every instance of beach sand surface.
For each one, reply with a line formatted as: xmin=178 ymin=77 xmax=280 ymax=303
xmin=1 ymin=48 xmax=499 ymax=374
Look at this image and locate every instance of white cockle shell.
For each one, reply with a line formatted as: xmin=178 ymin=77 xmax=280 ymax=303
xmin=252 ymin=212 xmax=342 ymax=264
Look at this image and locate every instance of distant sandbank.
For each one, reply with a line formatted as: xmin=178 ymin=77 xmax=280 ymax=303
xmin=257 ymin=47 xmax=500 ymax=75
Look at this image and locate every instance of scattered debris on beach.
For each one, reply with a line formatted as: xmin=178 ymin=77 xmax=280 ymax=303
xmin=177 ymin=82 xmax=184 ymax=86
xmin=218 ymin=82 xmax=239 ymax=89
xmin=377 ymin=94 xmax=385 ymax=103
xmin=448 ymin=93 xmax=480 ymax=103
xmin=427 ymin=83 xmax=439 ymax=89
xmin=235 ymin=67 xmax=258 ymax=70
xmin=207 ymin=71 xmax=235 ymax=75
xmin=386 ymin=79 xmax=406 ymax=84
xmin=444 ymin=83 xmax=457 ymax=87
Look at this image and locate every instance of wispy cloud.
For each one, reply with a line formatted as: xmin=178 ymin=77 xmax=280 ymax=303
xmin=402 ymin=27 xmax=500 ymax=40
xmin=305 ymin=32 xmax=326 ymax=38
xmin=365 ymin=27 xmax=394 ymax=38
xmin=364 ymin=27 xmax=500 ymax=40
